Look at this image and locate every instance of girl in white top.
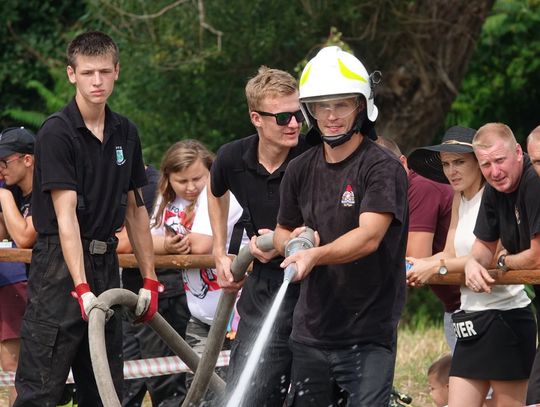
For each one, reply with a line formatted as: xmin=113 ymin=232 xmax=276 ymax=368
xmin=406 ymin=126 xmax=532 ymax=407
xmin=151 ymin=140 xmax=245 ymax=325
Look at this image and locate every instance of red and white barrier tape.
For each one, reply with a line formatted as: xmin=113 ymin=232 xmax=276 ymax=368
xmin=0 ymin=350 xmax=230 ymax=387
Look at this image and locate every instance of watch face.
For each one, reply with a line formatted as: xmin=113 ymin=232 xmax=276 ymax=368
xmin=438 ymin=266 xmax=448 ymax=275
xmin=497 ymin=255 xmax=508 ymax=271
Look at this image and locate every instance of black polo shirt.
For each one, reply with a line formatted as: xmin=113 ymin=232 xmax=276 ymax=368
xmin=474 ymin=155 xmax=540 ymax=300
xmin=32 ymin=98 xmax=147 ymax=240
xmin=210 ymin=134 xmax=309 ymax=281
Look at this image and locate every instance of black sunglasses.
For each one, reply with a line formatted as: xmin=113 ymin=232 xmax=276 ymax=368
xmin=254 ymin=110 xmax=305 ymax=126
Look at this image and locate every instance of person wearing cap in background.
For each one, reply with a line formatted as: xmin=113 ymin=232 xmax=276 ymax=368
xmin=463 ymin=123 xmax=539 ymax=406
xmin=376 ymin=136 xmax=459 ymax=352
xmin=409 ymin=124 xmax=534 ymax=406
xmin=273 ymin=46 xmax=408 ymax=406
xmin=0 ymin=126 xmax=37 ymax=406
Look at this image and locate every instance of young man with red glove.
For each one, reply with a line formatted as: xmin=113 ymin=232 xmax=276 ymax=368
xmin=14 ymin=31 xmax=160 ymax=406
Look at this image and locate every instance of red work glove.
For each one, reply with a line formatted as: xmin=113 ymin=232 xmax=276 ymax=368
xmin=135 ymin=278 xmax=164 ymax=322
xmin=71 ymin=283 xmax=97 ymax=321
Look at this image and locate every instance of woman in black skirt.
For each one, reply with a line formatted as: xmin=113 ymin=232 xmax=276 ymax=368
xmin=406 ymin=126 xmax=536 ymax=406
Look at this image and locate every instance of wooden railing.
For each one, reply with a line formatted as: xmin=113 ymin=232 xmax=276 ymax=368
xmin=428 ymin=269 xmax=540 ymax=285
xmin=0 ymin=248 xmax=216 ymax=269
xmin=1 ymin=248 xmax=540 ymax=284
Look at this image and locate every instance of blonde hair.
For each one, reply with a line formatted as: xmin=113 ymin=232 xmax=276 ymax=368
xmin=375 ymin=136 xmax=402 ymax=157
xmin=245 ymin=66 xmax=298 ymax=111
xmin=527 ymin=125 xmax=540 ymax=145
xmin=153 ymin=139 xmax=215 ymax=228
xmin=473 ymin=122 xmax=516 ymax=150
xmin=428 ymin=353 xmax=452 ymax=385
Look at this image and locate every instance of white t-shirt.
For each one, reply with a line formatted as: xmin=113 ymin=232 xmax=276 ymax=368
xmin=152 ymin=186 xmax=247 ymax=325
xmin=455 ymin=187 xmax=530 ymax=311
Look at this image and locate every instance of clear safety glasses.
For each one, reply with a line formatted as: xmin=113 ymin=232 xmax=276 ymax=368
xmin=306 ymin=97 xmax=360 ymax=120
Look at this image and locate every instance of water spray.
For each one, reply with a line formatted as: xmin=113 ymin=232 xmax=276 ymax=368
xmin=226 ymin=227 xmax=315 ymax=407
xmin=182 ymin=233 xmax=274 ymax=406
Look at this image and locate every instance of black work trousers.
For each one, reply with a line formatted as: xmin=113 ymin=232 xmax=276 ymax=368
xmin=121 ymin=267 xmax=190 ymax=407
xmin=14 ymin=235 xmax=123 ymax=407
xmin=222 ymin=271 xmax=300 ymax=407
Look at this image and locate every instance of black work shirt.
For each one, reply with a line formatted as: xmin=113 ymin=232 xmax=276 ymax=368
xmin=474 ymin=155 xmax=540 ymax=297
xmin=0 ymin=185 xmax=32 ymax=280
xmin=210 ymin=134 xmax=309 ymax=281
xmin=32 ymin=98 xmax=147 ymax=240
xmin=2 ymin=185 xmax=32 ymax=219
xmin=278 ymin=138 xmax=408 ymax=348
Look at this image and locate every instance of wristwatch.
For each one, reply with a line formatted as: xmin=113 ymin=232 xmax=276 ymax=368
xmin=497 ymin=254 xmax=509 ymax=272
xmin=438 ymin=259 xmax=448 ymax=275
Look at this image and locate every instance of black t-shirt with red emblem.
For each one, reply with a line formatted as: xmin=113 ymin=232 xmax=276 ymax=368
xmin=278 ymin=137 xmax=409 ymax=348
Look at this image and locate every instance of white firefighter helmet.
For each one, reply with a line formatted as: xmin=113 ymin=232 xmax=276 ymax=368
xmin=299 ymin=46 xmax=378 ymax=124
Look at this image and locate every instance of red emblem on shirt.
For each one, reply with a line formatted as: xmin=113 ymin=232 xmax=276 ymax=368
xmin=341 ymin=184 xmax=355 ymax=207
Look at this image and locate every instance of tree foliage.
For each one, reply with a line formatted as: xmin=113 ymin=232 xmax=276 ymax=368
xmin=446 ymin=0 xmax=540 ymax=142
xmin=0 ymin=0 xmax=83 ymax=130
xmin=336 ymin=0 xmax=495 ymax=151
xmin=2 ymin=0 xmax=538 ymax=326
xmin=72 ymin=0 xmax=495 ymax=163
xmin=6 ymin=0 xmax=537 ymax=161
xmin=82 ymin=0 xmax=321 ymax=163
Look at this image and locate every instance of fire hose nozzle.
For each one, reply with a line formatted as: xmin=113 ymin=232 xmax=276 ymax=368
xmin=283 ymin=228 xmax=315 ymax=282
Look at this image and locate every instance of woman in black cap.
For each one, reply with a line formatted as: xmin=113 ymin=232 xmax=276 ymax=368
xmin=406 ymin=126 xmax=535 ymax=406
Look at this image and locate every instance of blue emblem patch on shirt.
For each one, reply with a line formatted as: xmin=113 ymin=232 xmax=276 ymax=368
xmin=115 ymin=146 xmax=126 ymax=165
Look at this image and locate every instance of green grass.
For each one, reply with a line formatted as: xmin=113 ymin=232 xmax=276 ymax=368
xmin=1 ymin=325 xmax=445 ymax=407
xmin=143 ymin=324 xmax=446 ymax=407
xmin=394 ymin=324 xmax=447 ymax=407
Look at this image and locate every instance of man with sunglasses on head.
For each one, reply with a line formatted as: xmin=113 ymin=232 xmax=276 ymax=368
xmin=208 ymin=66 xmax=309 ymax=406
xmin=274 ymin=46 xmax=408 ymax=406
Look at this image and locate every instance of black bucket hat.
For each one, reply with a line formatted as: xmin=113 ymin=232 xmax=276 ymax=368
xmin=407 ymin=126 xmax=477 ymax=184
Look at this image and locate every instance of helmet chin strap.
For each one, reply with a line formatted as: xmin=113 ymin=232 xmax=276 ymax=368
xmin=318 ymin=110 xmax=367 ymax=149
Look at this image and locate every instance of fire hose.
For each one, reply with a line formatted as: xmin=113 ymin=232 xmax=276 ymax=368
xmin=88 ymin=228 xmax=315 ymax=406
xmin=88 ymin=289 xmax=226 ymax=407
xmin=183 ymin=228 xmax=314 ymax=406
xmin=181 ymin=232 xmax=275 ymax=406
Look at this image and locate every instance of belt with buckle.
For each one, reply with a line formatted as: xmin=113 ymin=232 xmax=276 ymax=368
xmin=85 ymin=238 xmax=118 ymax=255
xmin=38 ymin=235 xmax=117 ymax=255
xmin=88 ymin=240 xmax=108 ymax=255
